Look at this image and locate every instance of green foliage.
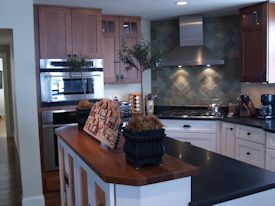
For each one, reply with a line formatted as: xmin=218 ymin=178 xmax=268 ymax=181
xmin=118 ymin=40 xmax=162 ymax=72
xmin=66 ymin=54 xmax=89 ymax=99
xmin=67 ymin=54 xmax=89 ymax=72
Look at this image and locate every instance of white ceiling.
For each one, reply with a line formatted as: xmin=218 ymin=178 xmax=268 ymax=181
xmin=34 ymin=0 xmax=267 ymax=20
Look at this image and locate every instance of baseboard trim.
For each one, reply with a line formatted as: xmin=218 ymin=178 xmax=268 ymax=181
xmin=22 ymin=194 xmax=45 ymax=206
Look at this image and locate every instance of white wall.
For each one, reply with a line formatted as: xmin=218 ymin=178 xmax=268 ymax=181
xmin=0 ymin=58 xmax=4 ymax=115
xmin=0 ymin=0 xmax=44 ymax=205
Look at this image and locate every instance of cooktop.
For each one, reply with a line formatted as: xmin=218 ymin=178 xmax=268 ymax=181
xmin=155 ymin=109 xmax=223 ymax=119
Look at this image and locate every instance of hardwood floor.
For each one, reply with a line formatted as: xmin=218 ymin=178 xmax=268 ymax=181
xmin=0 ymin=117 xmax=22 ymax=206
xmin=0 ymin=116 xmax=7 ymax=138
xmin=0 ymin=117 xmax=61 ymax=206
xmin=45 ymin=191 xmax=61 ymax=206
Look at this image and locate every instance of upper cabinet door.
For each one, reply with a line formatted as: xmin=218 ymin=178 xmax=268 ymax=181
xmin=71 ymin=9 xmax=102 ymax=58
xmin=119 ymin=16 xmax=141 ymax=83
xmin=39 ymin=6 xmax=72 ymax=58
xmin=240 ymin=3 xmax=267 ymax=82
xmin=102 ymin=15 xmax=120 ymax=84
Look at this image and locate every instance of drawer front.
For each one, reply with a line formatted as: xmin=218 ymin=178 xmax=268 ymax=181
xmin=266 ymin=132 xmax=275 ymax=149
xmin=265 ymin=148 xmax=275 ymax=172
xmin=235 ymin=138 xmax=265 ymax=168
xmin=235 ymin=125 xmax=265 ymax=144
xmin=161 ymin=119 xmax=217 ymax=133
xmin=167 ymin=132 xmax=216 ymax=152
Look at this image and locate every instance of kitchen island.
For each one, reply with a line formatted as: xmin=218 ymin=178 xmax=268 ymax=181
xmin=56 ymin=126 xmax=198 ymax=206
xmin=56 ymin=126 xmax=275 ymax=206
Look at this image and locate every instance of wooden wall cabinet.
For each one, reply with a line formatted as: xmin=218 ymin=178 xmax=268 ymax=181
xmin=102 ymin=15 xmax=141 ymax=84
xmin=38 ymin=6 xmax=102 ymax=59
xmin=240 ymin=3 xmax=275 ymax=83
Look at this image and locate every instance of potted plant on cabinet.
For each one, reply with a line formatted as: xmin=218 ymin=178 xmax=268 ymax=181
xmin=118 ymin=40 xmax=162 ymax=114
xmin=67 ymin=54 xmax=94 ymax=129
xmin=123 ymin=115 xmax=166 ymax=168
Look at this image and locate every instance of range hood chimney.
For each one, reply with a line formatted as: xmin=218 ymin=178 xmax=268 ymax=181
xmin=161 ymin=15 xmax=224 ymax=67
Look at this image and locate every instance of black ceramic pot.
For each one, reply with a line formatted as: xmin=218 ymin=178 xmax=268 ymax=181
xmin=76 ymin=108 xmax=91 ymax=130
xmin=123 ymin=128 xmax=166 ymax=168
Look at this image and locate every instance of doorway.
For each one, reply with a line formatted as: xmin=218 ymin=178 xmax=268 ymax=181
xmin=0 ymin=29 xmax=14 ymax=139
xmin=0 ymin=57 xmax=6 ymax=138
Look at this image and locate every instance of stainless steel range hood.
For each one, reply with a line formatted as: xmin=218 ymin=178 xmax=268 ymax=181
xmin=161 ymin=15 xmax=224 ymax=67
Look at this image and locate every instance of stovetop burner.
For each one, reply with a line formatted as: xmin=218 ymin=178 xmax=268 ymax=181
xmin=156 ymin=109 xmax=223 ymax=119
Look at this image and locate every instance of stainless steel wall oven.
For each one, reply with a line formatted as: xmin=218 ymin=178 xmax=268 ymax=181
xmin=40 ymin=59 xmax=104 ymax=103
xmin=42 ymin=110 xmax=77 ymax=171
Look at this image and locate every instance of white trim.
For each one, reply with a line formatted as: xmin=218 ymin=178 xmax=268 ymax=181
xmin=22 ymin=195 xmax=45 ymax=206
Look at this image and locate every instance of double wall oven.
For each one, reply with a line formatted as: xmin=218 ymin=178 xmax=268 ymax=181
xmin=40 ymin=59 xmax=104 ymax=171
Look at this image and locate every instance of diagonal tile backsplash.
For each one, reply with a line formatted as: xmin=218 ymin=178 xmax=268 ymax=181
xmin=151 ymin=15 xmax=241 ymax=106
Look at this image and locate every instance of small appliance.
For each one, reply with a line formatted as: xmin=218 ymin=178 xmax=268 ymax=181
xmin=259 ymin=94 xmax=275 ymax=119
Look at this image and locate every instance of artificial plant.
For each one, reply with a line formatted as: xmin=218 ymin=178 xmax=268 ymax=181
xmin=67 ymin=54 xmax=93 ymax=110
xmin=118 ymin=40 xmax=162 ymax=110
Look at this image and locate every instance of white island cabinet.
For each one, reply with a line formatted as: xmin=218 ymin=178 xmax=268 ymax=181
xmin=56 ymin=126 xmax=197 ymax=206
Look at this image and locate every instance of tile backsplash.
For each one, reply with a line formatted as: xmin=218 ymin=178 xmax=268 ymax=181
xmin=241 ymin=83 xmax=275 ymax=108
xmin=151 ymin=15 xmax=241 ymax=106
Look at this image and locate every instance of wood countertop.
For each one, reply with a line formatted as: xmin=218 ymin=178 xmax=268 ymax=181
xmin=55 ymin=125 xmax=198 ymax=186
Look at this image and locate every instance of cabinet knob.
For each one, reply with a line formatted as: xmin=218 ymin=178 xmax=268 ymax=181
xmin=120 ymin=74 xmax=124 ymax=81
xmin=246 ymin=152 xmax=251 ymax=156
xmin=230 ymin=128 xmax=233 ymax=130
xmin=116 ymin=74 xmax=119 ymax=81
xmin=247 ymin=132 xmax=251 ymax=136
xmin=183 ymin=125 xmax=191 ymax=128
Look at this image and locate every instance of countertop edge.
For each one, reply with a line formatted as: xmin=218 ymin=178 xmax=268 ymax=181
xmin=158 ymin=116 xmax=275 ymax=133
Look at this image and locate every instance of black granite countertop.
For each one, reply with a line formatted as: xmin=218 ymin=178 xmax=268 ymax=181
xmin=163 ymin=138 xmax=275 ymax=206
xmin=154 ymin=106 xmax=275 ymax=133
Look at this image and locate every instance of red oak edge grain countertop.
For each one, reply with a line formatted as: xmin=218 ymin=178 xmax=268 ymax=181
xmin=55 ymin=125 xmax=198 ymax=186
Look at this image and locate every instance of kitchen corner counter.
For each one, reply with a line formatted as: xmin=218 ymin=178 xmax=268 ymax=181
xmin=164 ymin=138 xmax=275 ymax=206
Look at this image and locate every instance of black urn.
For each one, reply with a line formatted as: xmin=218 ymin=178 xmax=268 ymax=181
xmin=123 ymin=128 xmax=166 ymax=168
xmin=76 ymin=108 xmax=91 ymax=130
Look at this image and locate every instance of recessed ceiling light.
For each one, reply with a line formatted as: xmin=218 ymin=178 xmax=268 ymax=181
xmin=175 ymin=1 xmax=188 ymax=6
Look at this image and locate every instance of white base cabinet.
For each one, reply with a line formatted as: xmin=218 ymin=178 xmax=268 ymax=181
xmin=161 ymin=119 xmax=218 ymax=152
xmin=220 ymin=122 xmax=235 ymax=158
xmin=235 ymin=138 xmax=265 ymax=168
xmin=266 ymin=132 xmax=275 ymax=172
xmin=266 ymin=148 xmax=275 ymax=172
xmin=234 ymin=125 xmax=266 ymax=168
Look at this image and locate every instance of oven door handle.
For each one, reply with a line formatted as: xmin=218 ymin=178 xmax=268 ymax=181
xmin=53 ymin=123 xmax=78 ymax=128
xmin=42 ymin=123 xmax=78 ymax=128
xmin=42 ymin=73 xmax=102 ymax=78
